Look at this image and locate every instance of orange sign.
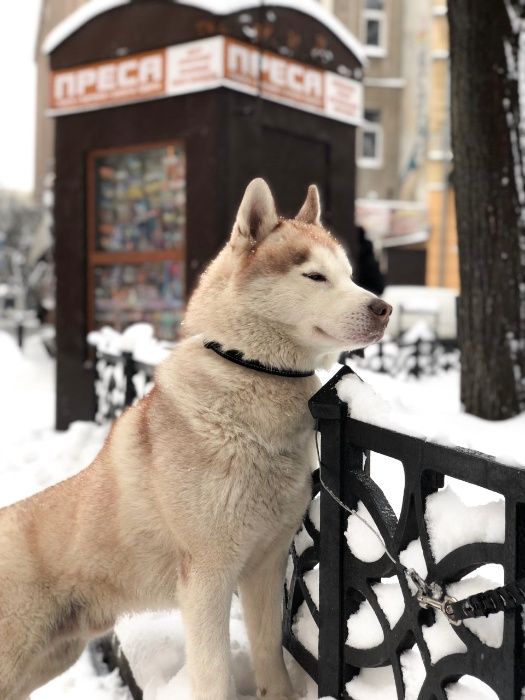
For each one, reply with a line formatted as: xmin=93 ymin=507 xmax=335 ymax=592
xmin=49 ymin=37 xmax=363 ymax=126
xmin=50 ymin=50 xmax=166 ymax=112
xmin=224 ymin=38 xmax=324 ymax=110
xmin=165 ymin=36 xmax=224 ymax=95
xmin=325 ymin=72 xmax=361 ymax=123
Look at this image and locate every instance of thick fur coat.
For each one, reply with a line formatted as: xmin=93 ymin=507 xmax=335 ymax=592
xmin=0 ymin=179 xmax=390 ymax=700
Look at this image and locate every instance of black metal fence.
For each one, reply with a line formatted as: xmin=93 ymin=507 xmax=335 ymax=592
xmin=345 ymin=338 xmax=459 ymax=378
xmin=283 ymin=365 xmax=525 ymax=699
xmin=90 ymin=343 xmax=524 ymax=698
xmin=92 ymin=350 xmax=156 ymax=422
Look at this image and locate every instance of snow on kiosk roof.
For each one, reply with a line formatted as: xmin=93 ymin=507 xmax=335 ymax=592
xmin=42 ymin=0 xmax=365 ymax=64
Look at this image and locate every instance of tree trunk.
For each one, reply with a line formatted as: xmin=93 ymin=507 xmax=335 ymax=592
xmin=448 ymin=0 xmax=525 ymax=419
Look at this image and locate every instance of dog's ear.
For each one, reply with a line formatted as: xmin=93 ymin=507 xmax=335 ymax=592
xmin=296 ymin=184 xmax=321 ymax=225
xmin=231 ymin=178 xmax=279 ymax=252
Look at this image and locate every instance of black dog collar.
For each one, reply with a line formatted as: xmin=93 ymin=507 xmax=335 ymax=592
xmin=204 ymin=341 xmax=315 ymax=378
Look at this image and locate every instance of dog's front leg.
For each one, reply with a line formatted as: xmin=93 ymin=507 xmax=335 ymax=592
xmin=179 ymin=565 xmax=235 ymax=700
xmin=239 ymin=541 xmax=296 ymax=700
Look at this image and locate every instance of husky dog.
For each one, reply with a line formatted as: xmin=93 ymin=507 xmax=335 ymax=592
xmin=0 ymin=179 xmax=391 ymax=700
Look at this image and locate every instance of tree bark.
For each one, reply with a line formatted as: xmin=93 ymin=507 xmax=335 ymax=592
xmin=448 ymin=0 xmax=525 ymax=419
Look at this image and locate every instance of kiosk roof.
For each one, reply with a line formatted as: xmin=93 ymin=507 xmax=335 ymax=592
xmin=42 ymin=0 xmax=365 ymax=65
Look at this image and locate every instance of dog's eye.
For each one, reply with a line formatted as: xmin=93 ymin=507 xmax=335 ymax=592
xmin=302 ymin=272 xmax=327 ymax=282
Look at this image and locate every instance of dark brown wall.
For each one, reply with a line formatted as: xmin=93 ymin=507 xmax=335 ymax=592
xmin=221 ymin=92 xmax=357 ymax=255
xmin=51 ymin=1 xmax=359 ymax=429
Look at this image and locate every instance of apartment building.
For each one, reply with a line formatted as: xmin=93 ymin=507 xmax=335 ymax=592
xmin=330 ymin=0 xmax=407 ymax=200
xmin=320 ymin=0 xmax=458 ymax=289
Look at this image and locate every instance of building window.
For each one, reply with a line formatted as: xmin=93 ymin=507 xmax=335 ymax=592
xmin=363 ymin=0 xmax=387 ymax=57
xmin=358 ymin=109 xmax=383 ymax=169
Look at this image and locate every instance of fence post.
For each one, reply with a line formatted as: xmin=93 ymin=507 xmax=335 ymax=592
xmin=509 ymin=500 xmax=525 ymax=697
xmin=122 ymin=352 xmax=136 ymax=408
xmin=378 ymin=340 xmax=385 ymax=373
xmin=413 ymin=339 xmax=421 ymax=378
xmin=310 ymin=366 xmax=354 ymax=698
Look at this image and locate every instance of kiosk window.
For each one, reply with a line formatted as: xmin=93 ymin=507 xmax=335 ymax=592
xmin=93 ymin=261 xmax=184 ymax=340
xmin=88 ymin=142 xmax=186 ymax=340
xmin=94 ymin=144 xmax=185 ymax=252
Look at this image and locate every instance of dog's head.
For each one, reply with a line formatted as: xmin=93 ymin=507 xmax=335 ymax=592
xmin=185 ymin=178 xmax=391 ymax=360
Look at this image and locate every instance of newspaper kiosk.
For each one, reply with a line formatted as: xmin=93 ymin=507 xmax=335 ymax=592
xmin=45 ymin=0 xmax=364 ymax=428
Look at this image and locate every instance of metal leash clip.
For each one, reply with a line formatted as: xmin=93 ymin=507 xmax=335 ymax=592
xmin=407 ymin=569 xmax=461 ymax=626
xmin=417 ymin=592 xmax=461 ymax=626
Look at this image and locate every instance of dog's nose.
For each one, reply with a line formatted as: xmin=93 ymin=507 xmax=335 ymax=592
xmin=369 ymin=299 xmax=392 ymax=319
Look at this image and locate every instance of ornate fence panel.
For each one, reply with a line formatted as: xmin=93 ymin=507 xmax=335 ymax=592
xmin=346 ymin=338 xmax=459 ymax=378
xmin=283 ymin=366 xmax=525 ymax=699
xmin=89 ymin=344 xmax=524 ymax=698
xmin=92 ymin=350 xmax=156 ymax=423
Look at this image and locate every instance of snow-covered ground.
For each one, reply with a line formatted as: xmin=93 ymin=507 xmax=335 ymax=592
xmin=1 ymin=329 xmax=522 ymax=699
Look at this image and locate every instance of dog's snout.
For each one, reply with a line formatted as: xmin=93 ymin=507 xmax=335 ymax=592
xmin=368 ymin=299 xmax=392 ymax=319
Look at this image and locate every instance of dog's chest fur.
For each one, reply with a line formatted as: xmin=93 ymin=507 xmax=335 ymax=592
xmin=138 ymin=343 xmax=320 ymax=554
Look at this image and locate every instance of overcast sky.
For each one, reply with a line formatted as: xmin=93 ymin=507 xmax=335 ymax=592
xmin=0 ymin=0 xmax=41 ymax=194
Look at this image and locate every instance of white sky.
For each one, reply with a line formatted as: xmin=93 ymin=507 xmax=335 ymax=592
xmin=0 ymin=0 xmax=41 ymax=194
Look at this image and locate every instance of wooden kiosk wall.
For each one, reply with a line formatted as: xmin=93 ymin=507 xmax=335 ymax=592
xmin=49 ymin=0 xmax=362 ymax=429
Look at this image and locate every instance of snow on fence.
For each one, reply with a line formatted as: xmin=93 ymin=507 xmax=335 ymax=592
xmin=284 ymin=365 xmax=525 ymax=699
xmin=88 ymin=325 xmax=171 ymax=422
